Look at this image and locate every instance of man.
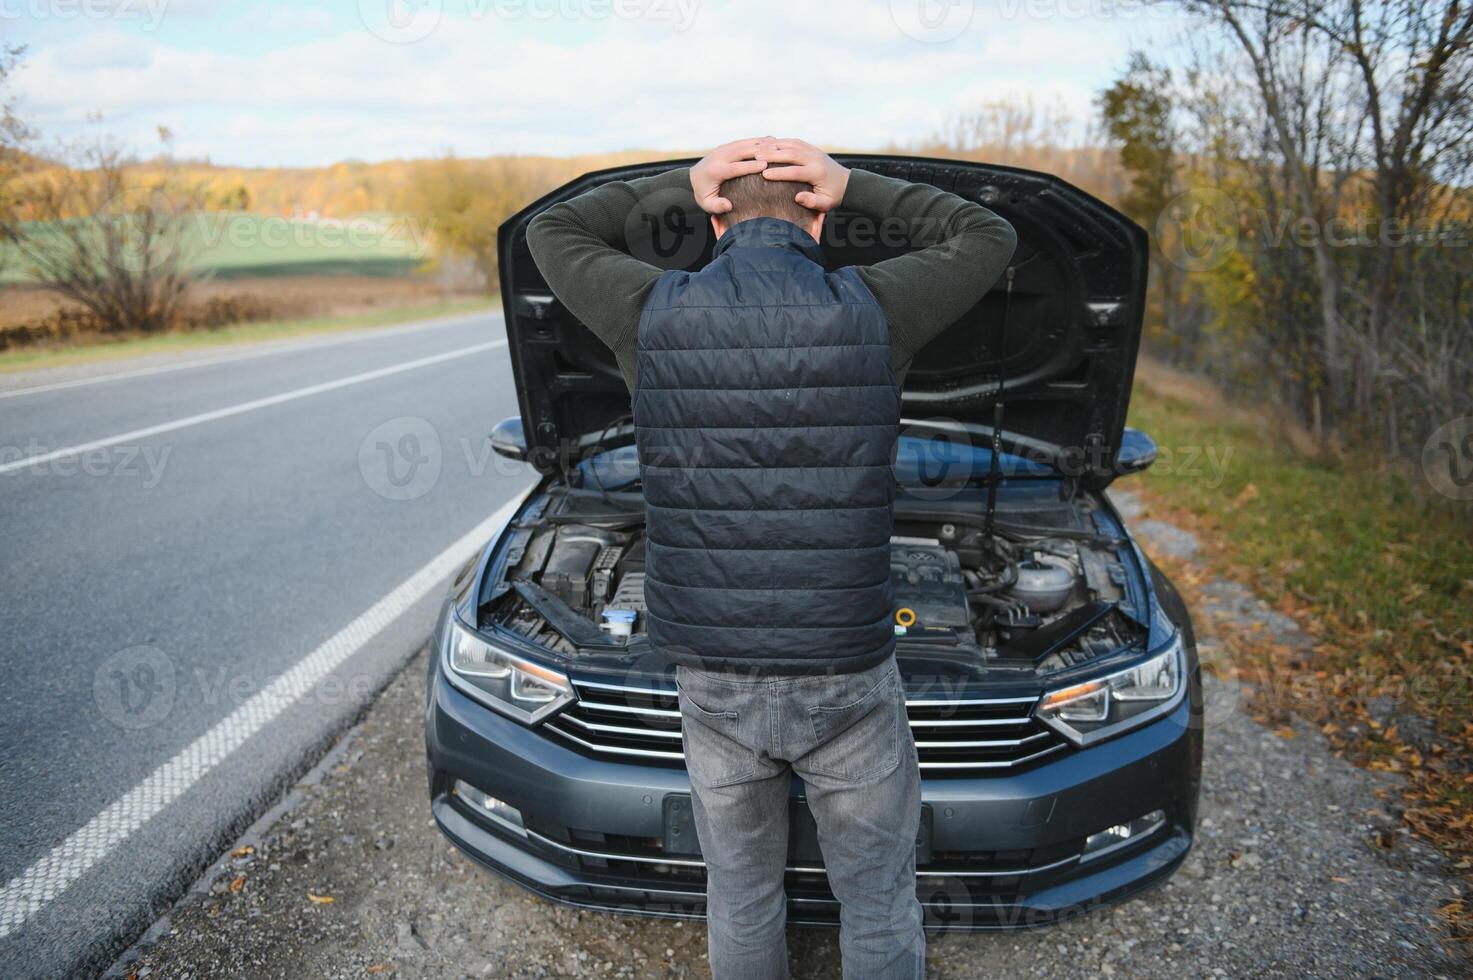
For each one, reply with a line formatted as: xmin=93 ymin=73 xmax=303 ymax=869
xmin=528 ymin=138 xmax=1015 ymax=980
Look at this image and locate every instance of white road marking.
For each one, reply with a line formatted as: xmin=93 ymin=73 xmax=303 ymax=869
xmin=0 ymin=340 xmax=507 ymax=476
xmin=0 ymin=312 xmax=497 ymax=401
xmin=0 ymin=491 xmax=528 ymax=939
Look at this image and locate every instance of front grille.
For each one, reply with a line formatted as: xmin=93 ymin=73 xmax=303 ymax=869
xmin=543 ymin=678 xmax=1069 ymax=773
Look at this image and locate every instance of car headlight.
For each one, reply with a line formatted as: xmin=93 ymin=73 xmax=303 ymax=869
xmin=1035 ymin=635 xmax=1185 ymax=746
xmin=442 ymin=616 xmax=573 ymax=723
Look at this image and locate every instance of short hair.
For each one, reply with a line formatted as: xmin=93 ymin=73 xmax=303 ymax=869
xmin=718 ymin=172 xmax=818 ymax=227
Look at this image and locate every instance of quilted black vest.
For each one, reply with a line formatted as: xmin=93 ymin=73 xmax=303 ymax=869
xmin=634 ymin=217 xmax=901 ymax=674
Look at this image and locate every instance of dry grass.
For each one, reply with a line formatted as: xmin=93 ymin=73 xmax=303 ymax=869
xmin=0 ymin=275 xmax=451 ymax=331
xmin=0 ymin=275 xmax=469 ymax=352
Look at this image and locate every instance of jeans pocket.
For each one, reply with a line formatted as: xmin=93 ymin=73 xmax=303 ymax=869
xmin=804 ymin=669 xmax=901 ymax=782
xmin=677 ymin=678 xmax=757 ymax=788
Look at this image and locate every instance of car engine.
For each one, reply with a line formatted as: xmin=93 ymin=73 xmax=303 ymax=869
xmin=488 ymin=488 xmax=1146 ymax=675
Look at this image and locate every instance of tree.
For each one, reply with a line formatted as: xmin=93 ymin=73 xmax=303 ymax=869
xmin=406 ymin=153 xmax=544 ymax=291
xmin=1173 ymin=0 xmax=1473 ymax=442
xmin=1303 ymin=0 xmax=1473 ymax=423
xmin=0 ymin=43 xmax=34 ymax=270
xmin=1099 ymin=53 xmax=1178 ymax=229
xmin=1099 ymin=54 xmax=1193 ymax=352
xmin=4 ymin=135 xmax=203 ymax=335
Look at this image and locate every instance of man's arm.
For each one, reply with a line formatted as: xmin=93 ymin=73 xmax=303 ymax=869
xmin=526 ymin=139 xmax=772 ymax=385
xmin=756 ymin=138 xmax=1017 ymax=376
xmin=525 ymin=167 xmax=692 ymax=370
xmin=843 ymin=170 xmax=1017 ymax=375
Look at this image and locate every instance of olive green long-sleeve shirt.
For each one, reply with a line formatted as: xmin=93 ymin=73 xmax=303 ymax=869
xmin=527 ymin=166 xmax=1016 ymax=391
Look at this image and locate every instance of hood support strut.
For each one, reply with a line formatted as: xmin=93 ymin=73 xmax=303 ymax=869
xmin=984 ymin=264 xmax=1016 ymax=538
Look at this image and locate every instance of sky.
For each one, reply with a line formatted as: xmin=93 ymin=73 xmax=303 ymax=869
xmin=4 ymin=0 xmax=1188 ymax=167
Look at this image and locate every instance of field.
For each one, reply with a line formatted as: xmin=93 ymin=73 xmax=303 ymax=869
xmin=0 ymin=211 xmax=431 ymax=285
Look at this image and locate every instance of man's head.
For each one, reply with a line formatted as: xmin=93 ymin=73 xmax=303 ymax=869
xmin=711 ymin=172 xmax=823 ymax=242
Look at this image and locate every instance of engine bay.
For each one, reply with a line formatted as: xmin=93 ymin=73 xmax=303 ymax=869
xmin=486 ymin=487 xmax=1148 ymax=676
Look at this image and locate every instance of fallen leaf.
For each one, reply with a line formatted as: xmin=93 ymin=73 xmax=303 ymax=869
xmin=366 ymin=966 xmax=390 ymax=975
xmin=307 ymin=892 xmax=335 ymax=904
xmin=228 ymin=875 xmax=245 ymax=893
xmin=230 ymin=845 xmax=254 ymax=858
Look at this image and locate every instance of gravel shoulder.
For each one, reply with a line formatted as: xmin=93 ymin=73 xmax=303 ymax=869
xmin=115 ymin=497 xmax=1464 ymax=979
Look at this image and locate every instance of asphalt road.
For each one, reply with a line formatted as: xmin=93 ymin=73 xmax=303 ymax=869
xmin=0 ymin=314 xmax=531 ymax=979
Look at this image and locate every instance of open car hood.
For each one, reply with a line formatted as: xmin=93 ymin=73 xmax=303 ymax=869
xmin=497 ymin=155 xmax=1148 ymax=484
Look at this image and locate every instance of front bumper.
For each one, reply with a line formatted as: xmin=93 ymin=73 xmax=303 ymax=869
xmin=426 ymin=662 xmax=1202 ymax=930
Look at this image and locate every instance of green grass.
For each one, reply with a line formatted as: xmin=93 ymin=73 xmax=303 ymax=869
xmin=0 ymin=211 xmax=431 ymax=285
xmin=187 ymin=212 xmax=429 ymax=278
xmin=1125 ymin=366 xmax=1473 ymax=897
xmin=0 ymin=295 xmax=497 ymax=374
xmin=1126 ymin=372 xmax=1473 ymax=721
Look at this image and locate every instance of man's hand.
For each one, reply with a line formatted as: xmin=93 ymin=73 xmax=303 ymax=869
xmin=756 ymin=138 xmax=850 ymax=212
xmin=690 ymin=138 xmax=772 ymax=214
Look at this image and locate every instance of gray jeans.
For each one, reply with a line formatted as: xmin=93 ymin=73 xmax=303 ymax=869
xmin=675 ymin=658 xmax=924 ymax=980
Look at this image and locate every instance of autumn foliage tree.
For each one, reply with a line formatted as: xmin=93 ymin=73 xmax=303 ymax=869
xmin=405 ymin=154 xmax=547 ymax=291
xmin=4 ymin=137 xmax=203 ymax=335
xmin=1105 ymin=0 xmax=1473 ymax=456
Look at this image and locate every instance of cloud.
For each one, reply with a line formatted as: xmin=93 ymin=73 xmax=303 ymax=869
xmin=51 ymin=29 xmax=155 ymax=71
xmin=13 ymin=0 xmax=1184 ymax=165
